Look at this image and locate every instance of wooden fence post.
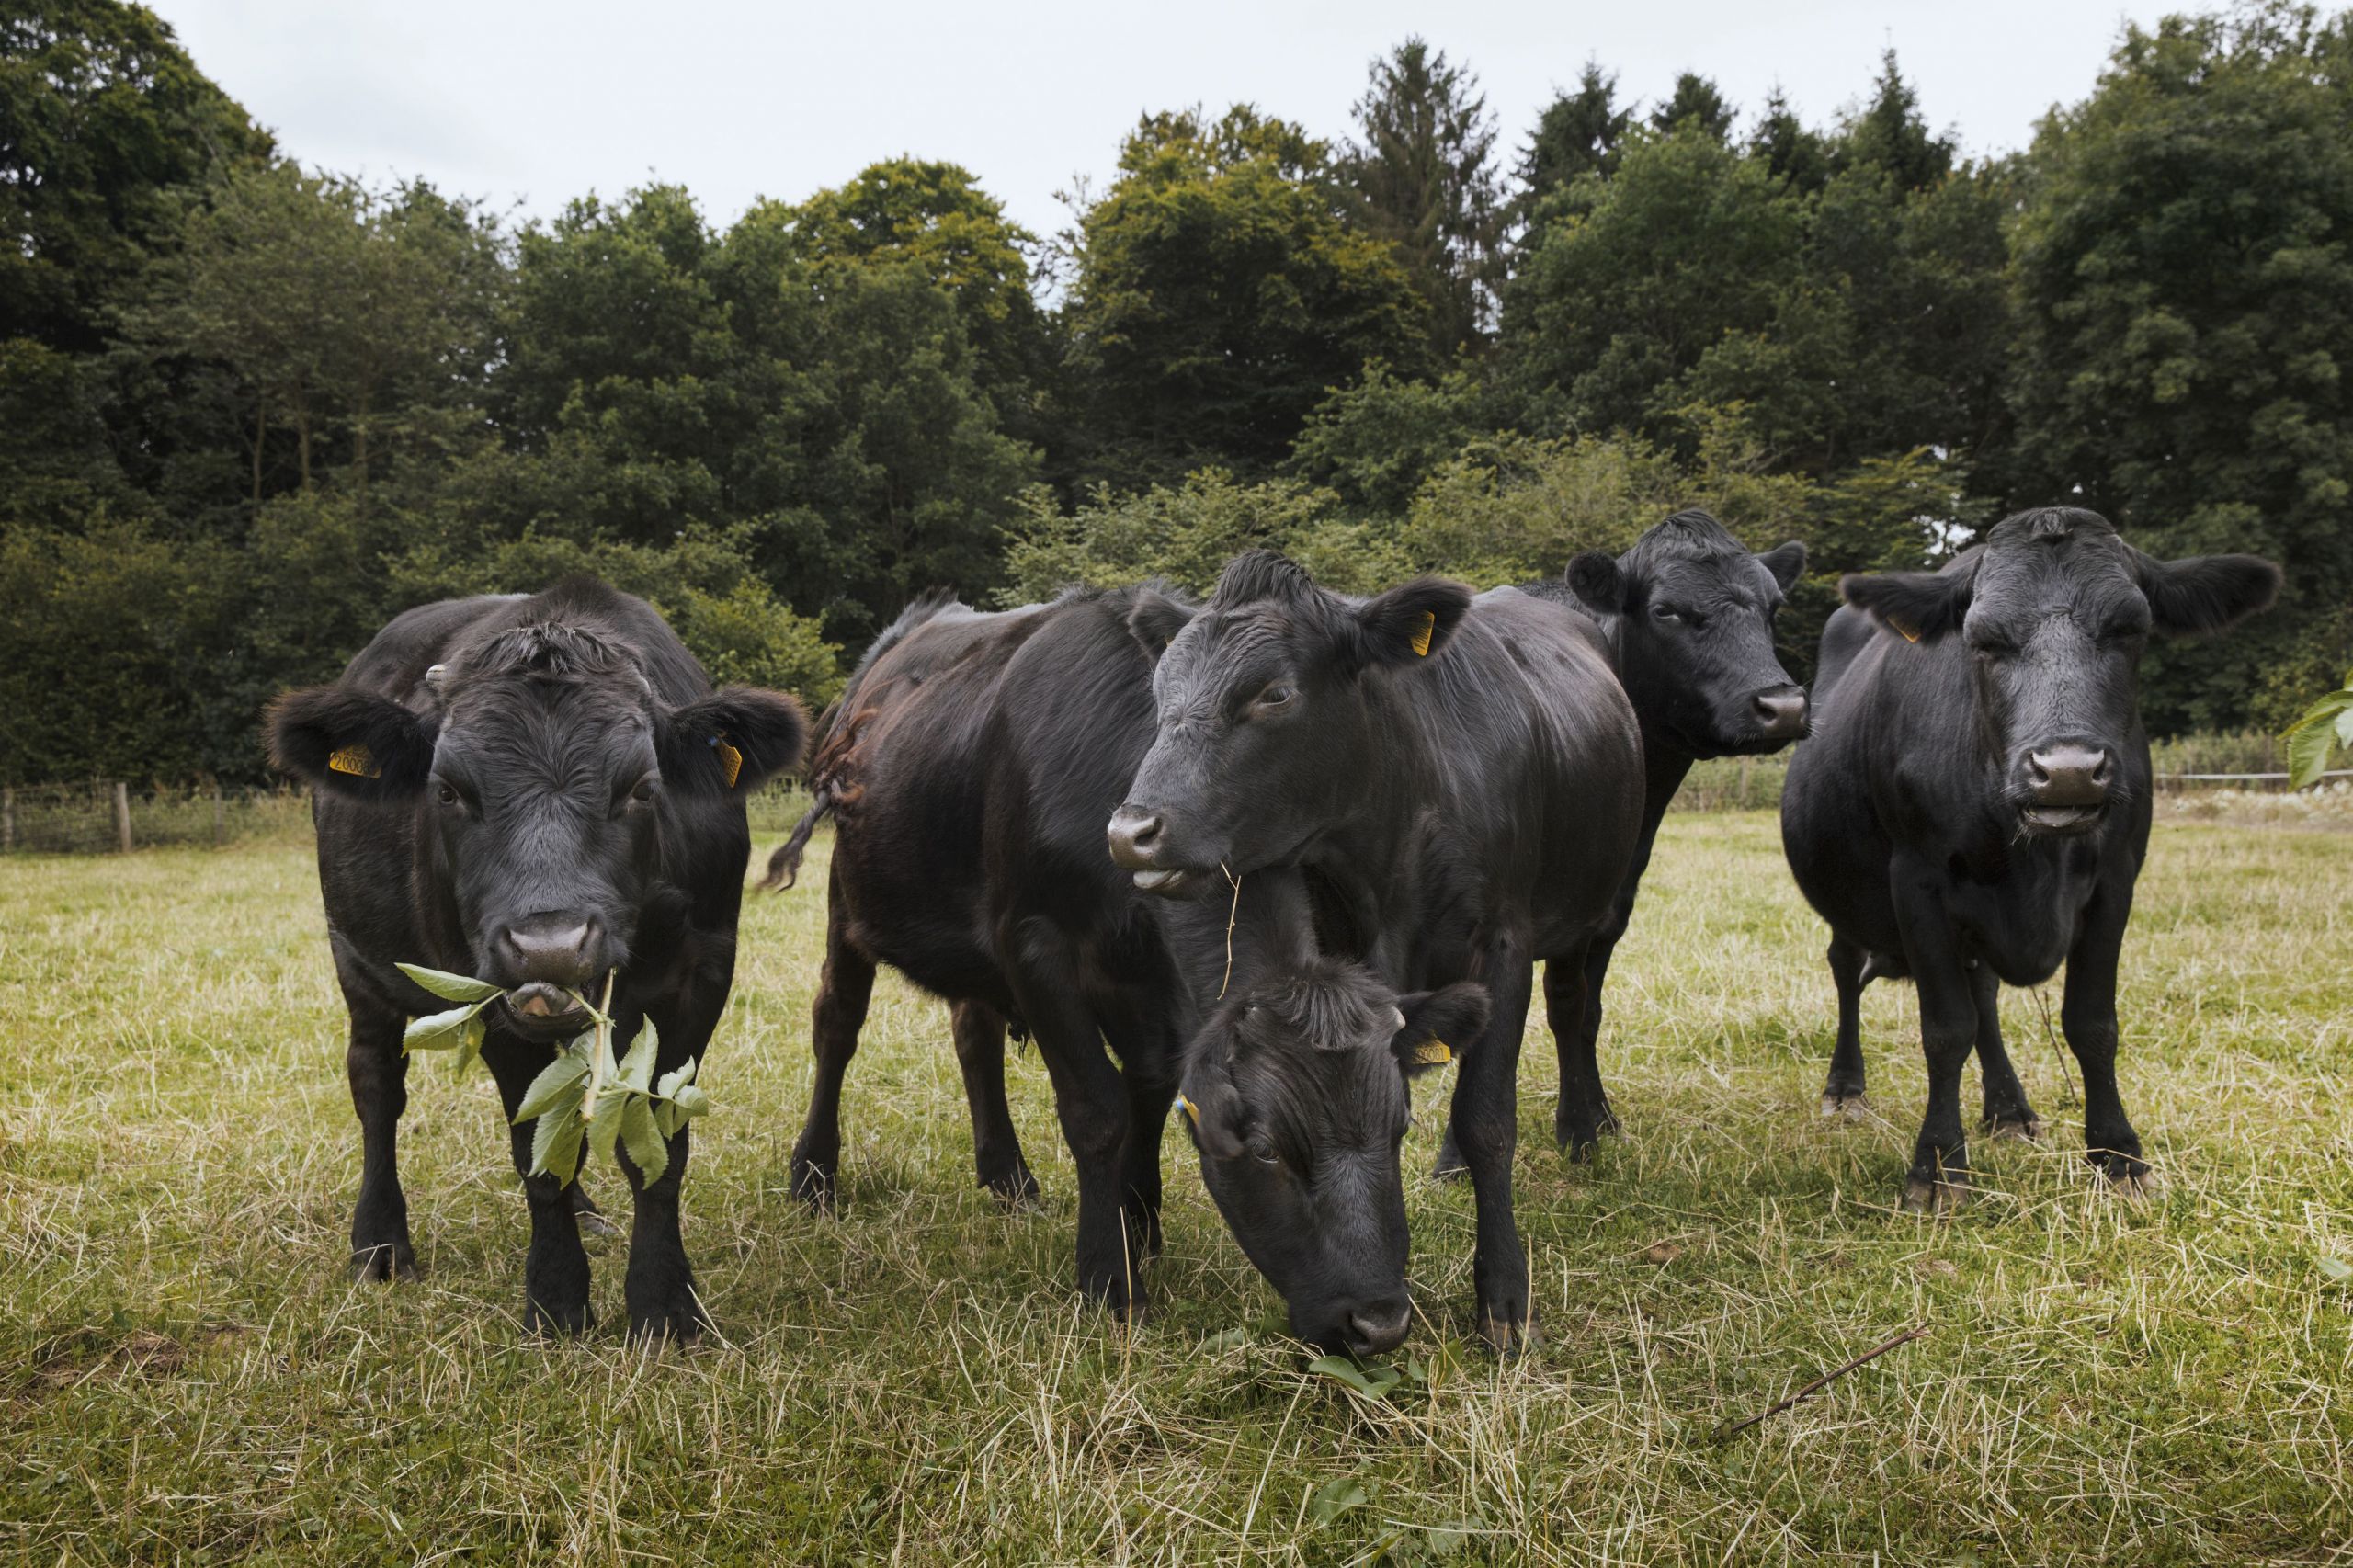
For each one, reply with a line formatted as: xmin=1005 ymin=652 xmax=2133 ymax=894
xmin=2 ymin=787 xmax=13 ymax=853
xmin=113 ymin=780 xmax=133 ymax=854
xmin=1739 ymin=757 xmax=1754 ymax=811
xmin=212 ymin=786 xmax=226 ymax=846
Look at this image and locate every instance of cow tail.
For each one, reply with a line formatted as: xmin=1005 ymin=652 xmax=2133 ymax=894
xmin=760 ymin=787 xmax=835 ymax=892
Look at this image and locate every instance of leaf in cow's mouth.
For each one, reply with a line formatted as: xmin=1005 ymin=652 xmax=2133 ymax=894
xmin=391 ymin=963 xmax=713 ymax=1186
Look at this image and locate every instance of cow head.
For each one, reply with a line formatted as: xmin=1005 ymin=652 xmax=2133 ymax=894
xmin=1178 ymin=959 xmax=1488 ymax=1354
xmin=1841 ymin=507 xmax=2279 ymax=838
xmin=1108 ymin=551 xmax=1472 ymax=893
xmin=270 ymin=606 xmax=805 ymax=1034
xmin=1568 ymin=510 xmax=1809 ymax=756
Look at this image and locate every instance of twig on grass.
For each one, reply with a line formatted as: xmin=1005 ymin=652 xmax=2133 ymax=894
xmin=1710 ymin=1323 xmax=1931 ymax=1443
xmin=1218 ymin=861 xmax=1241 ymax=999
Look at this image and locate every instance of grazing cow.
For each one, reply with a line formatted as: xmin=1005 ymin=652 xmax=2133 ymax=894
xmin=780 ymin=586 xmax=1469 ymax=1353
xmin=1110 ymin=551 xmax=1644 ymax=1346
xmin=1428 ymin=509 xmax=1808 ymax=1168
xmin=1780 ymin=508 xmax=2279 ymax=1208
xmin=267 ymin=577 xmax=807 ymax=1335
xmin=1179 ymin=960 xmax=1489 ymax=1352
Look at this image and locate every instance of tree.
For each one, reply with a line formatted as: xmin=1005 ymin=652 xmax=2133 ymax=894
xmin=1836 ymin=51 xmax=1951 ymax=192
xmin=1749 ymin=86 xmax=1831 ymax=194
xmin=1516 ymin=61 xmax=1632 ymax=219
xmin=1650 ymin=73 xmax=1735 ymax=142
xmin=0 ymin=0 xmax=271 ymax=355
xmin=121 ymin=165 xmax=505 ymax=508
xmin=1498 ymin=126 xmax=1804 ymax=439
xmin=2003 ymin=3 xmax=2353 ymax=729
xmin=779 ymin=158 xmax=1059 ymax=456
xmin=1287 ymin=359 xmax=1485 ymax=514
xmin=1063 ymin=106 xmax=1428 ymax=487
xmin=1339 ymin=38 xmax=1504 ymax=360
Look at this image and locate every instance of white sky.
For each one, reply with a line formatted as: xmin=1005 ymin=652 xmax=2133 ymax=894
xmin=152 ymin=0 xmax=2173 ymax=242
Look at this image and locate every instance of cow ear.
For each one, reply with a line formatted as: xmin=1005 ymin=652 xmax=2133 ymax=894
xmin=1389 ymin=983 xmax=1489 ymax=1079
xmin=1841 ymin=565 xmax=1973 ymax=643
xmin=2136 ymin=551 xmax=2281 ymax=638
xmin=1350 ymin=576 xmax=1473 ymax=673
xmin=664 ymin=687 xmax=809 ymax=793
xmin=1176 ymin=1062 xmax=1246 ymax=1161
xmin=267 ymin=687 xmax=438 ymax=802
xmin=1756 ymin=540 xmax=1807 ymax=591
xmin=1127 ymin=587 xmax=1196 ymax=658
xmin=1567 ymin=551 xmax=1627 ymax=614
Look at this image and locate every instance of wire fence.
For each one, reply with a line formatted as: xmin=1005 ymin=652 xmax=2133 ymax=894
xmin=0 ymin=781 xmax=821 ymax=857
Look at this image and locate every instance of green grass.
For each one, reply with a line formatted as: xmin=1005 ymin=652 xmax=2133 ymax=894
xmin=3 ymin=816 xmax=2349 ymax=1564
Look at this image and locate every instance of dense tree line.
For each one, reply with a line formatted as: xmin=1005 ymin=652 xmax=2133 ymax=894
xmin=5 ymin=0 xmax=2349 ymax=784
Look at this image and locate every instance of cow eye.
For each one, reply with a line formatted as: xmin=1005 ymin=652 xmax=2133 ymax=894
xmin=1250 ymin=683 xmax=1294 ymax=713
xmin=629 ymin=775 xmax=660 ymax=804
xmin=434 ymin=779 xmax=462 ymax=810
xmin=1651 ymin=605 xmax=1685 ymax=626
xmin=1245 ymin=1134 xmax=1279 ymax=1166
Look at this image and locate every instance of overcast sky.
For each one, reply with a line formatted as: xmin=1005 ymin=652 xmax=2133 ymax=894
xmin=152 ymin=0 xmax=2173 ymax=241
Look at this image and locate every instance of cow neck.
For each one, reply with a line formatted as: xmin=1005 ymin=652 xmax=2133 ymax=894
xmin=1290 ymin=670 xmax=1443 ymax=970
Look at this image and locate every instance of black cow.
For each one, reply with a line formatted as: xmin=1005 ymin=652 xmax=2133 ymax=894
xmin=267 ymin=577 xmax=807 ymax=1335
xmin=1780 ymin=508 xmax=2279 ymax=1208
xmin=782 ymin=586 xmax=1194 ymax=1325
xmin=781 ymin=586 xmax=1477 ymax=1354
xmin=1110 ymin=551 xmax=1645 ymax=1346
xmin=1427 ymin=509 xmax=1807 ymax=1169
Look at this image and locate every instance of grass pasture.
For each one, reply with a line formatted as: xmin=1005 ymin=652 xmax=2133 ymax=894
xmin=3 ymin=814 xmax=2350 ymax=1564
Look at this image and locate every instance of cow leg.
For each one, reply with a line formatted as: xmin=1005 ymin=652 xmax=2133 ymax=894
xmin=620 ymin=1001 xmax=714 ymax=1341
xmin=790 ymin=870 xmax=875 ymax=1212
xmin=1892 ymin=879 xmax=1975 ymax=1212
xmin=1549 ymin=938 xmax=1614 ymax=1158
xmin=1820 ymin=935 xmax=1870 ymax=1115
xmin=1102 ymin=1010 xmax=1174 ymax=1260
xmin=1972 ymin=962 xmax=2042 ymax=1140
xmin=2063 ymin=881 xmax=2151 ymax=1192
xmin=1009 ymin=943 xmax=1142 ymax=1320
xmin=568 ymin=1182 xmax=619 ymax=1239
xmin=483 ymin=1036 xmax=592 ymax=1335
xmin=950 ymin=1000 xmax=1038 ymax=1207
xmin=1450 ymin=941 xmax=1535 ymax=1351
xmin=346 ymin=1007 xmax=415 ymax=1282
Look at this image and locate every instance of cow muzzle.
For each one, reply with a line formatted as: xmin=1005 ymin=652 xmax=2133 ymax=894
xmin=1107 ymin=804 xmax=1195 ymax=894
xmin=1750 ymin=687 xmax=1810 ymax=745
xmin=2017 ymin=742 xmax=2112 ymax=835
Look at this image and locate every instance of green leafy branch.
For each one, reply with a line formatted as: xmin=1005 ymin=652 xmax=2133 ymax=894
xmin=393 ymin=964 xmax=710 ymax=1187
xmin=2283 ymin=668 xmax=2353 ymax=790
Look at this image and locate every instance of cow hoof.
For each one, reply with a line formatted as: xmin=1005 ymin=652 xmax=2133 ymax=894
xmin=1982 ymin=1112 xmax=2044 ymax=1142
xmin=1820 ymin=1091 xmax=1868 ymax=1119
xmin=1477 ymin=1312 xmax=1538 ymax=1357
xmin=575 ymin=1209 xmax=622 ymax=1241
xmin=790 ymin=1161 xmax=839 ymax=1215
xmin=525 ymin=1298 xmax=594 ymax=1336
xmin=350 ymin=1242 xmax=417 ymax=1283
xmin=983 ymin=1166 xmax=1041 ymax=1210
xmin=1899 ymin=1175 xmax=1972 ymax=1214
xmin=628 ymin=1299 xmax=710 ymax=1344
xmin=1429 ymin=1153 xmax=1471 ymax=1182
xmin=2092 ymin=1153 xmax=2162 ymax=1203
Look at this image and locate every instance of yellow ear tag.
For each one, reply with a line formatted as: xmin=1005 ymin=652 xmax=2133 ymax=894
xmin=1410 ymin=609 xmax=1436 ymax=657
xmin=712 ymin=735 xmax=744 ymax=789
xmin=327 ymin=744 xmax=381 ymax=778
xmin=1889 ymin=615 xmax=1921 ymax=644
xmin=1177 ymin=1094 xmax=1199 ymax=1126
xmin=1413 ymin=1039 xmax=1451 ymax=1066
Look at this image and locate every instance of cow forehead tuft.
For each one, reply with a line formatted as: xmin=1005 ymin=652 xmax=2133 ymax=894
xmin=456 ymin=620 xmax=640 ymax=686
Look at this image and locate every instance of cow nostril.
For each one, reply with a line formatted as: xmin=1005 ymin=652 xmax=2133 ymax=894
xmin=1345 ymin=1299 xmax=1413 ymax=1354
xmin=501 ymin=917 xmax=598 ymax=978
xmin=1107 ymin=806 xmax=1165 ymax=868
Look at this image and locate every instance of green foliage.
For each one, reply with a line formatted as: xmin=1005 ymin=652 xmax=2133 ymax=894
xmin=2282 ymin=671 xmax=2353 ymax=788
xmin=1513 ymin=61 xmax=1631 ymax=222
xmin=1650 ymin=73 xmax=1735 ymax=142
xmin=2002 ymin=3 xmax=2353 ymax=731
xmin=1065 ymin=106 xmax=1428 ymax=487
xmin=1339 ymin=39 xmax=1503 ymax=360
xmin=1287 ymin=359 xmax=1486 ymax=515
